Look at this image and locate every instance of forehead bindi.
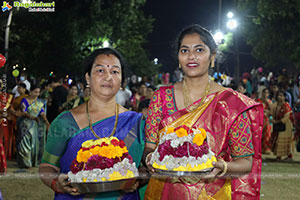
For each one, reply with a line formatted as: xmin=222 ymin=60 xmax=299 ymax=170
xmin=94 ymin=54 xmax=121 ymax=68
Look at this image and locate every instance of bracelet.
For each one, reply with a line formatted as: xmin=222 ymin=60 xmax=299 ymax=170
xmin=51 ymin=177 xmax=64 ymax=194
xmin=218 ymin=160 xmax=228 ymax=177
xmin=145 ymin=152 xmax=153 ymax=164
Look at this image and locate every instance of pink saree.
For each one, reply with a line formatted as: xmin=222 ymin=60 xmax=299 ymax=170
xmin=145 ymin=86 xmax=263 ymax=200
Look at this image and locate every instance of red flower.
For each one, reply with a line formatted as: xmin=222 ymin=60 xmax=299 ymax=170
xmin=100 ymin=142 xmax=108 ymax=147
xmin=111 ymin=139 xmax=119 ymax=146
xmin=84 ymin=155 xmax=114 ymax=170
xmin=119 ymin=140 xmax=126 ymax=148
xmin=70 ymin=159 xmax=84 ymax=174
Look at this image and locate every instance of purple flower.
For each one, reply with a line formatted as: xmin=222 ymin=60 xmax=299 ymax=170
xmin=70 ymin=159 xmax=84 ymax=174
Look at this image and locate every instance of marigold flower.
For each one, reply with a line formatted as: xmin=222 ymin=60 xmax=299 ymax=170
xmin=193 ymin=133 xmax=204 ymax=146
xmin=166 ymin=127 xmax=175 ymax=134
xmin=198 ymin=128 xmax=207 ymax=139
xmin=82 ymin=140 xmax=94 ymax=148
xmin=175 ymin=127 xmax=188 ymax=138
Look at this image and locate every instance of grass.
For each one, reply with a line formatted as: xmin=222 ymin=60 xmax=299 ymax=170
xmin=1 ymin=151 xmax=300 ymax=200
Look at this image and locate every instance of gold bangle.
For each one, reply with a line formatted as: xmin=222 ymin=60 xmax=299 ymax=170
xmin=218 ymin=160 xmax=228 ymax=177
xmin=145 ymin=152 xmax=153 ymax=164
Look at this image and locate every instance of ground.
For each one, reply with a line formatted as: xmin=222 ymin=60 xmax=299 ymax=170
xmin=0 ymin=151 xmax=300 ymax=200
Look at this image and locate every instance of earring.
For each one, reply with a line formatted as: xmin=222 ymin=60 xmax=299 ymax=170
xmin=211 ymin=60 xmax=215 ymax=68
xmin=179 ymin=64 xmax=182 ymax=69
xmin=86 ymin=83 xmax=90 ymax=88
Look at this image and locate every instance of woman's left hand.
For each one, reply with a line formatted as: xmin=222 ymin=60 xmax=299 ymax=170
xmin=122 ymin=179 xmax=139 ymax=193
xmin=202 ymin=161 xmax=226 ymax=179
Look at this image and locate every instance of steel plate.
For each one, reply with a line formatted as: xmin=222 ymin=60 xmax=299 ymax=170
xmin=70 ymin=177 xmax=137 ymax=193
xmin=154 ymin=167 xmax=214 ymax=177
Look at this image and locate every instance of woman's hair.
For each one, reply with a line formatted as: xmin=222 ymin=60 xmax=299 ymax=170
xmin=69 ymin=82 xmax=78 ymax=90
xmin=276 ymin=89 xmax=286 ymax=101
xmin=262 ymin=88 xmax=269 ymax=93
xmin=30 ymin=84 xmax=41 ymax=91
xmin=84 ymin=47 xmax=126 ymax=84
xmin=18 ymin=83 xmax=27 ymax=89
xmin=175 ymin=24 xmax=218 ymax=56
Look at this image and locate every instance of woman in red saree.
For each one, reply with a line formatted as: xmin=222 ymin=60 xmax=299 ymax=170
xmin=256 ymin=88 xmax=272 ymax=154
xmin=143 ymin=24 xmax=263 ymax=200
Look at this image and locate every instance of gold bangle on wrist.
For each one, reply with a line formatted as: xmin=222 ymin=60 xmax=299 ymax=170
xmin=218 ymin=160 xmax=228 ymax=177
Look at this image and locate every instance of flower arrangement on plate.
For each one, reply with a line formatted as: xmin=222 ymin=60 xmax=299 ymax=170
xmin=68 ymin=137 xmax=139 ymax=183
xmin=150 ymin=125 xmax=216 ymax=172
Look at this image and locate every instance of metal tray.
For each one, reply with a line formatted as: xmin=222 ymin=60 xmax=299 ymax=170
xmin=154 ymin=167 xmax=214 ymax=177
xmin=70 ymin=177 xmax=137 ymax=193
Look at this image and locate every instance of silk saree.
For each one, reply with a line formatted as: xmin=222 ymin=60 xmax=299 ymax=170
xmin=145 ymin=86 xmax=263 ymax=200
xmin=42 ymin=110 xmax=144 ymax=200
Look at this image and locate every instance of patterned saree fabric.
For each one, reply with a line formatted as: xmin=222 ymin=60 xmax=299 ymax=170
xmin=42 ymin=111 xmax=144 ymax=200
xmin=145 ymin=86 xmax=263 ymax=200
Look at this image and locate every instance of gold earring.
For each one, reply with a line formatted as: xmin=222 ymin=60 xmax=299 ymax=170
xmin=211 ymin=60 xmax=215 ymax=68
xmin=179 ymin=64 xmax=182 ymax=69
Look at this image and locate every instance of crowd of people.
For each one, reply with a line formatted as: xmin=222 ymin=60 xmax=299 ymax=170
xmin=0 ymin=24 xmax=299 ymax=199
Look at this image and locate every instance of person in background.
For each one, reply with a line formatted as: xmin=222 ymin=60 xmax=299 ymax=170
xmin=116 ymin=79 xmax=132 ymax=109
xmin=83 ymin=86 xmax=90 ymax=102
xmin=47 ymin=77 xmax=68 ymax=123
xmin=131 ymin=83 xmax=147 ymax=111
xmin=257 ymin=88 xmax=273 ymax=154
xmin=143 ymin=24 xmax=263 ymax=199
xmin=270 ymin=90 xmax=295 ymax=161
xmin=16 ymin=84 xmax=50 ymax=170
xmin=270 ymin=84 xmax=279 ymax=103
xmin=12 ymin=72 xmax=31 ymax=97
xmin=60 ymin=83 xmax=84 ymax=112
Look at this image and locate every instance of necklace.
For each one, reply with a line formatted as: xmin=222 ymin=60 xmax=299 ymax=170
xmin=182 ymin=77 xmax=211 ymax=111
xmin=86 ymin=100 xmax=119 ymax=139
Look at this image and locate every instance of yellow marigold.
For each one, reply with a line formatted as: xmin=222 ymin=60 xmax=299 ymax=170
xmin=77 ymin=149 xmax=93 ymax=163
xmin=166 ymin=127 xmax=175 ymax=134
xmin=94 ymin=138 xmax=105 ymax=145
xmin=97 ymin=145 xmax=124 ymax=159
xmin=81 ymin=140 xmax=94 ymax=148
xmin=193 ymin=133 xmax=204 ymax=146
xmin=175 ymin=127 xmax=188 ymax=138
xmin=198 ymin=128 xmax=207 ymax=139
xmin=89 ymin=146 xmax=101 ymax=155
xmin=122 ymin=146 xmax=128 ymax=153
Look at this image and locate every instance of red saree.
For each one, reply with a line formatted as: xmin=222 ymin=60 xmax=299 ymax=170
xmin=145 ymin=86 xmax=263 ymax=200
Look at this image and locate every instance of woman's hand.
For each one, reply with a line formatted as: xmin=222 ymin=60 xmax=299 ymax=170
xmin=202 ymin=160 xmax=226 ymax=179
xmin=145 ymin=152 xmax=155 ymax=174
xmin=57 ymin=174 xmax=81 ymax=196
xmin=122 ymin=179 xmax=139 ymax=193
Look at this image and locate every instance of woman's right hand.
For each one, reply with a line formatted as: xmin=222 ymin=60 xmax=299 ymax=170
xmin=145 ymin=152 xmax=155 ymax=173
xmin=57 ymin=174 xmax=81 ymax=196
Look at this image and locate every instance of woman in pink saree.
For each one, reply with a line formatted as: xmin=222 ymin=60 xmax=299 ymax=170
xmin=143 ymin=24 xmax=263 ymax=200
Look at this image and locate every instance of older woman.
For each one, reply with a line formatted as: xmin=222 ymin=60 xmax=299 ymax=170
xmin=39 ymin=48 xmax=144 ymax=200
xmin=144 ymin=24 xmax=263 ymax=200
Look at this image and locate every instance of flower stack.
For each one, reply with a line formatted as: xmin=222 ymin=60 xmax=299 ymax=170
xmin=151 ymin=125 xmax=216 ymax=171
xmin=68 ymin=137 xmax=138 ymax=183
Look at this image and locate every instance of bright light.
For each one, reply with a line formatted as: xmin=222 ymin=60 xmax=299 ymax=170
xmin=66 ymin=75 xmax=69 ymax=78
xmin=23 ymin=67 xmax=26 ymax=71
xmin=103 ymin=40 xmax=110 ymax=48
xmin=227 ymin=19 xmax=238 ymax=30
xmin=154 ymin=58 xmax=158 ymax=65
xmin=227 ymin=12 xmax=234 ymax=19
xmin=213 ymin=31 xmax=224 ymax=44
xmin=13 ymin=66 xmax=16 ymax=69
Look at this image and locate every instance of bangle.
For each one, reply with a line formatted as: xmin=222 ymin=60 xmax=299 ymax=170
xmin=51 ymin=177 xmax=63 ymax=194
xmin=145 ymin=152 xmax=153 ymax=164
xmin=218 ymin=160 xmax=228 ymax=177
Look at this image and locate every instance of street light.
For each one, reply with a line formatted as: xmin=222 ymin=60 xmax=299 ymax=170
xmin=154 ymin=58 xmax=158 ymax=65
xmin=213 ymin=31 xmax=224 ymax=45
xmin=226 ymin=11 xmax=240 ymax=82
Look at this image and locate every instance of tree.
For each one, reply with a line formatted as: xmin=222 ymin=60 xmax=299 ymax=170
xmin=237 ymin=0 xmax=300 ymax=68
xmin=0 ymin=0 xmax=158 ymax=78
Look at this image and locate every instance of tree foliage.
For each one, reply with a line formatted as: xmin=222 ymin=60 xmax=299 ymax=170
xmin=0 ymin=0 xmax=157 ymax=77
xmin=237 ymin=0 xmax=300 ymax=68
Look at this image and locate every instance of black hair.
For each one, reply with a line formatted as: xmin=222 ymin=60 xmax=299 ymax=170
xmin=18 ymin=83 xmax=27 ymax=89
xmin=84 ymin=48 xmax=126 ymax=85
xmin=175 ymin=24 xmax=217 ymax=57
xmin=30 ymin=84 xmax=41 ymax=91
xmin=138 ymin=99 xmax=150 ymax=112
xmin=69 ymin=82 xmax=78 ymax=90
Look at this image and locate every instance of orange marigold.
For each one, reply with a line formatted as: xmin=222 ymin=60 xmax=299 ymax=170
xmin=175 ymin=127 xmax=188 ymax=138
xmin=77 ymin=149 xmax=93 ymax=163
xmin=198 ymin=128 xmax=207 ymax=139
xmin=166 ymin=127 xmax=175 ymax=134
xmin=193 ymin=133 xmax=204 ymax=146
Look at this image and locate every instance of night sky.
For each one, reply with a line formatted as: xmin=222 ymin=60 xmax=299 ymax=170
xmin=143 ymin=0 xmax=262 ymax=76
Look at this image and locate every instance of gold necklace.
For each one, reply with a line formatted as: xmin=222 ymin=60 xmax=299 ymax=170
xmin=86 ymin=100 xmax=119 ymax=139
xmin=182 ymin=78 xmax=211 ymax=111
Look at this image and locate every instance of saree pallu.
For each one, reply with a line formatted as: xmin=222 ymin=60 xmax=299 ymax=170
xmin=42 ymin=111 xmax=144 ymax=200
xmin=145 ymin=87 xmax=263 ymax=200
xmin=16 ymin=98 xmax=47 ymax=168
